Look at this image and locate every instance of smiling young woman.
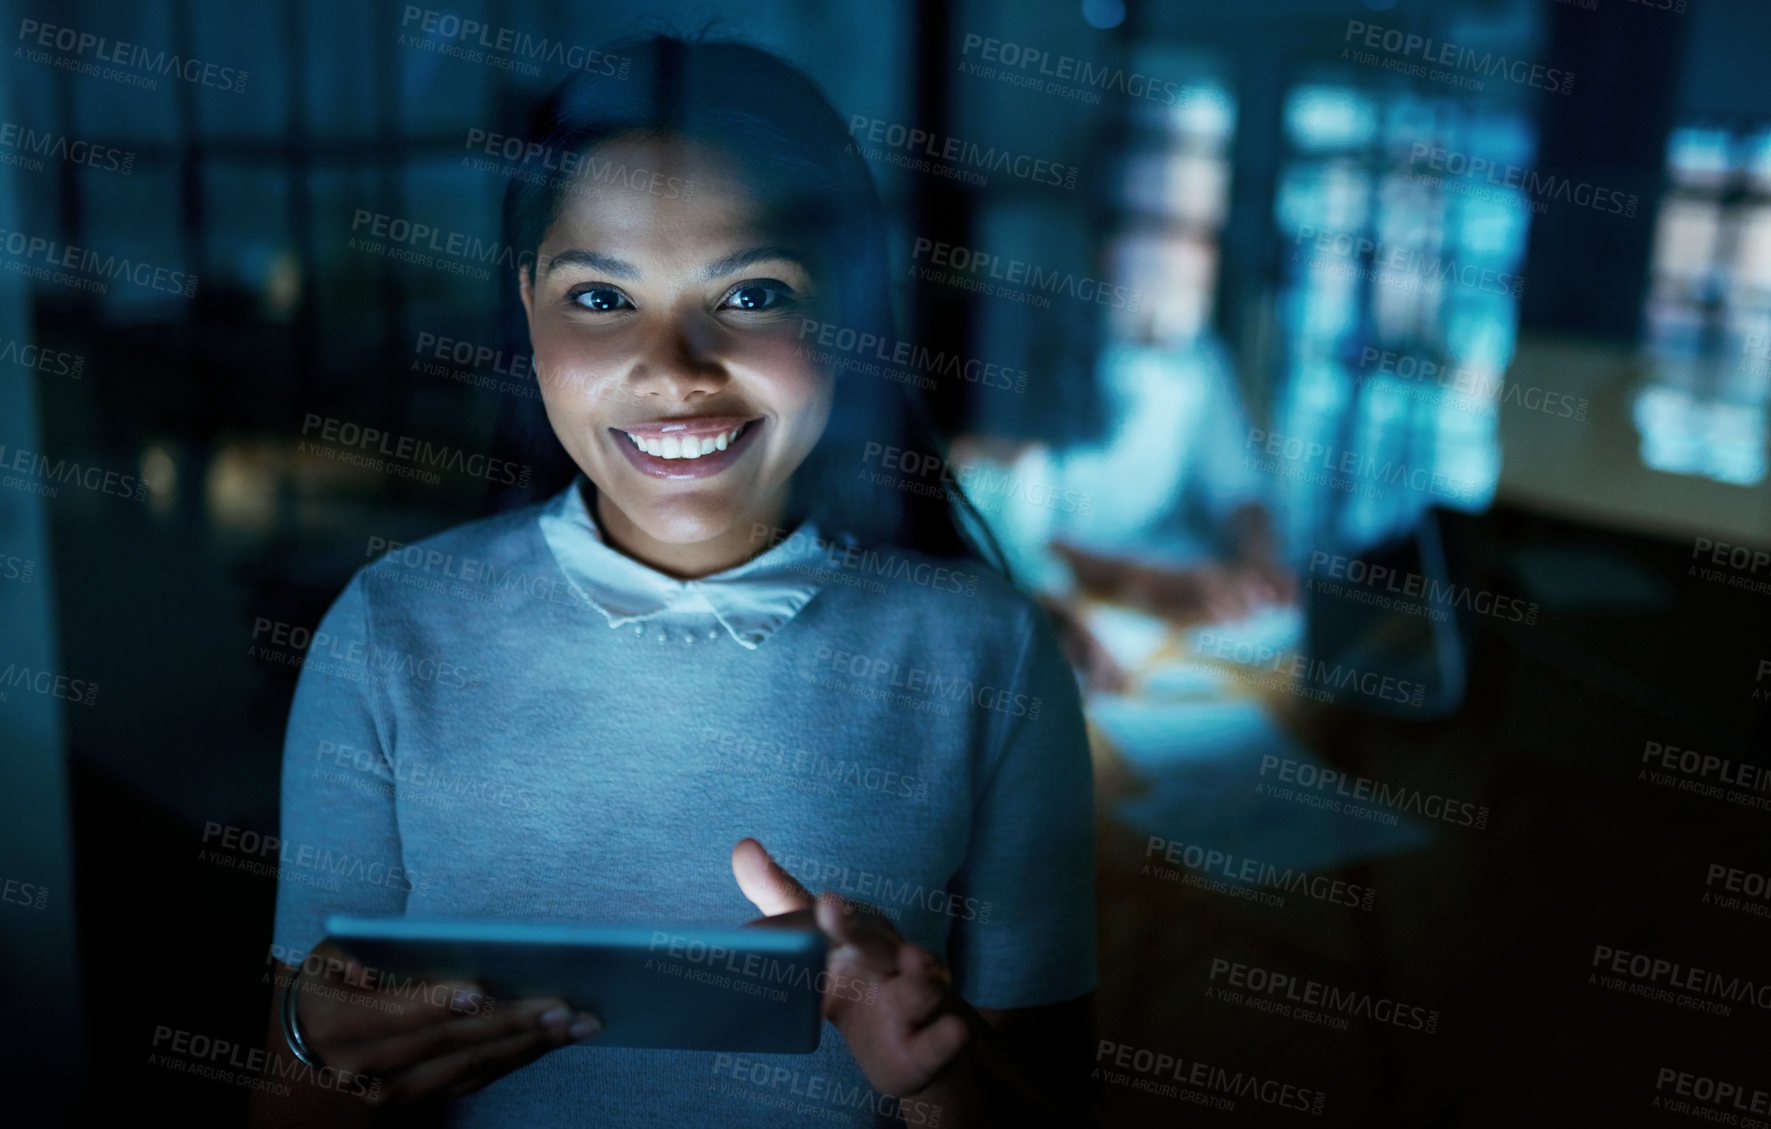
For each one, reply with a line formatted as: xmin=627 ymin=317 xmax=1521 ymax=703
xmin=517 ymin=135 xmax=837 ymax=578
xmin=252 ymin=35 xmax=1100 ymax=1129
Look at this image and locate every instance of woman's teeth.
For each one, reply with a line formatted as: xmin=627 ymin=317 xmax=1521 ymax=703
xmin=623 ymin=424 xmax=745 ymax=459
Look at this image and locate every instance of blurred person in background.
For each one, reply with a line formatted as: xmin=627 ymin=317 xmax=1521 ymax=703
xmin=958 ymin=222 xmax=1296 ymax=692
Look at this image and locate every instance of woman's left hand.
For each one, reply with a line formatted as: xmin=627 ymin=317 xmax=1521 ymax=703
xmin=731 ymin=837 xmax=971 ymax=1099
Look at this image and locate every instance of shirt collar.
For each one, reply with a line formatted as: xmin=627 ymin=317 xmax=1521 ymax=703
xmin=537 ymin=476 xmax=831 ymax=650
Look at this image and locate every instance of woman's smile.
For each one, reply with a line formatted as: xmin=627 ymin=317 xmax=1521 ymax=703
xmin=610 ymin=416 xmax=765 ymax=478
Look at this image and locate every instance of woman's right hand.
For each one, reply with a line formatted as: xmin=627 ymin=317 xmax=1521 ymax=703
xmin=1053 ymin=541 xmax=1257 ymax=628
xmin=287 ymin=940 xmax=601 ymax=1110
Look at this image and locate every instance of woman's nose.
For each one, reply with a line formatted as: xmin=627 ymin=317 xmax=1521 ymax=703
xmin=625 ymin=313 xmax=728 ymax=402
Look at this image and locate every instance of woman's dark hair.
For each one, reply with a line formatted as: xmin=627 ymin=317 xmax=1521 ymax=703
xmin=487 ymin=33 xmax=1005 ymax=571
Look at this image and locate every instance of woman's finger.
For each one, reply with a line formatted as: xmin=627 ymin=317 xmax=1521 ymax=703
xmin=372 ymin=1018 xmax=592 ymax=1108
xmin=816 ymin=892 xmax=902 ymax=971
xmin=732 ymin=837 xmax=815 ymax=916
xmin=349 ymin=996 xmax=575 ymax=1076
xmin=881 ymin=946 xmax=950 ymax=1029
xmin=898 ymin=942 xmax=951 ymax=989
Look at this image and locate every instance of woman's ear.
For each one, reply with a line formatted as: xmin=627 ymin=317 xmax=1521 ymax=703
xmin=518 ymin=264 xmax=535 ymax=325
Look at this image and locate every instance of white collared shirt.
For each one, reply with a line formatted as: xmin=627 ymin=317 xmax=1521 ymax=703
xmin=538 ymin=476 xmax=835 ymax=650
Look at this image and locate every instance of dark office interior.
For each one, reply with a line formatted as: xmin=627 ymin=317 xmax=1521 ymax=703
xmin=3 ymin=0 xmax=1770 ymax=1125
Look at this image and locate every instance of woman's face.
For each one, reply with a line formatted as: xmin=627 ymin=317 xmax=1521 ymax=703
xmin=520 ymin=136 xmax=833 ymax=576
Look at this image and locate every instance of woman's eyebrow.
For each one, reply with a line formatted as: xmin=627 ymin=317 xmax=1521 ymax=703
xmin=702 ymin=246 xmax=804 ymax=280
xmin=545 ymin=249 xmax=639 ymax=279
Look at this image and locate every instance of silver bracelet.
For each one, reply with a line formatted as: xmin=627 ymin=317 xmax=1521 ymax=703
xmin=280 ymin=963 xmax=325 ymax=1069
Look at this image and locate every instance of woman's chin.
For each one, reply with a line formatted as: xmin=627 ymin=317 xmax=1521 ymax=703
xmin=624 ymin=504 xmax=763 ymax=551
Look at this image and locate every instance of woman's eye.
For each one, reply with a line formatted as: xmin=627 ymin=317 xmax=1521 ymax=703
xmin=722 ymin=282 xmax=794 ymax=311
xmin=573 ymin=287 xmax=632 ymax=312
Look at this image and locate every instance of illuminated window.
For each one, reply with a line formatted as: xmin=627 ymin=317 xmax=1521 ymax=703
xmin=1270 ymin=83 xmax=1531 ymax=550
xmin=1635 ymin=126 xmax=1771 ymax=486
xmin=1108 ymin=67 xmax=1238 ymax=342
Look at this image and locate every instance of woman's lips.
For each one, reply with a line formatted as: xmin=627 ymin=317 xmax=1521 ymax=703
xmin=610 ymin=417 xmax=762 ymax=479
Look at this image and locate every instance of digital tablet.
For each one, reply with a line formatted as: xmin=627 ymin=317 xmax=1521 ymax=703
xmin=323 ymin=916 xmax=827 ymax=1053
